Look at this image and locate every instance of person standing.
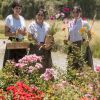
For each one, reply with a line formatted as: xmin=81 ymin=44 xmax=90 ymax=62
xmin=4 ymin=1 xmax=27 ymax=63
xmin=64 ymin=6 xmax=93 ymax=68
xmin=27 ymin=9 xmax=53 ymax=73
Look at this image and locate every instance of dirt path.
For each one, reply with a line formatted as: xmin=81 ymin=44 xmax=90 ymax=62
xmin=51 ymin=51 xmax=100 ymax=69
xmin=51 ymin=51 xmax=67 ymax=70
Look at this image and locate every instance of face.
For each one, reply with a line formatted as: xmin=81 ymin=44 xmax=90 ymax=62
xmin=36 ymin=13 xmax=44 ymax=23
xmin=12 ymin=6 xmax=22 ymax=15
xmin=72 ymin=10 xmax=81 ymax=19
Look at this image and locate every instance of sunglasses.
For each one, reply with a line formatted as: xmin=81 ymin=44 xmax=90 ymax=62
xmin=73 ymin=11 xmax=79 ymax=14
xmin=15 ymin=7 xmax=22 ymax=10
xmin=37 ymin=13 xmax=44 ymax=16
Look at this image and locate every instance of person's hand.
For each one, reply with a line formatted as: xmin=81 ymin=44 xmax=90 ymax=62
xmin=38 ymin=42 xmax=45 ymax=50
xmin=63 ymin=39 xmax=68 ymax=45
xmin=17 ymin=28 xmax=24 ymax=34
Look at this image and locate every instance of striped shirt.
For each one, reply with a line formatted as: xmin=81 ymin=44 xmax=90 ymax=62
xmin=27 ymin=21 xmax=50 ymax=44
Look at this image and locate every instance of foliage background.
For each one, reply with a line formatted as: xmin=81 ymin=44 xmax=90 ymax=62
xmin=0 ymin=0 xmax=100 ymax=19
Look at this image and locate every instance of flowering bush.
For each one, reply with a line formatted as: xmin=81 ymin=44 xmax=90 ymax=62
xmin=2 ymin=54 xmax=55 ymax=92
xmin=1 ymin=58 xmax=100 ymax=99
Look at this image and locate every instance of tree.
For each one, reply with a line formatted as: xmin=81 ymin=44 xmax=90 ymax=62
xmin=0 ymin=0 xmax=99 ymax=19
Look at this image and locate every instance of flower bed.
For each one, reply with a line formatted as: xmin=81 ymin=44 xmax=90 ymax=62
xmin=0 ymin=54 xmax=99 ymax=99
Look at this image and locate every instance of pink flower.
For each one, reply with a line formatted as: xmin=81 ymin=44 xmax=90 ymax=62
xmin=18 ymin=54 xmax=42 ymax=64
xmin=94 ymin=65 xmax=100 ymax=72
xmin=28 ymin=69 xmax=33 ymax=73
xmin=28 ymin=66 xmax=33 ymax=70
xmin=35 ymin=63 xmax=43 ymax=69
xmin=40 ymin=68 xmax=54 ymax=81
xmin=15 ymin=63 xmax=26 ymax=68
xmin=28 ymin=66 xmax=34 ymax=73
xmin=96 ymin=66 xmax=100 ymax=72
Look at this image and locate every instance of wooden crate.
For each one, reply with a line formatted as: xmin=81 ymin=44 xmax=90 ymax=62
xmin=6 ymin=42 xmax=30 ymax=49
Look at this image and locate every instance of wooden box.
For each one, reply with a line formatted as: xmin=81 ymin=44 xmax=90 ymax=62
xmin=6 ymin=42 xmax=30 ymax=49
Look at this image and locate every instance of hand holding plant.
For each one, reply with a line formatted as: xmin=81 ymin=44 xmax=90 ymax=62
xmin=79 ymin=24 xmax=94 ymax=42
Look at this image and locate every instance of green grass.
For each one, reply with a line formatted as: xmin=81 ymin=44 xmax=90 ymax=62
xmin=0 ymin=34 xmax=6 ymax=39
xmin=0 ymin=23 xmax=5 ymax=38
xmin=91 ymin=38 xmax=100 ymax=58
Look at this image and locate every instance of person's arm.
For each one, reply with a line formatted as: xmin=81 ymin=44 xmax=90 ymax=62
xmin=27 ymin=24 xmax=38 ymax=43
xmin=19 ymin=16 xmax=27 ymax=36
xmin=5 ymin=25 xmax=16 ymax=36
xmin=5 ymin=15 xmax=16 ymax=37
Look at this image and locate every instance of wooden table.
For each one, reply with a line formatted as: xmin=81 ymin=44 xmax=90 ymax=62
xmin=3 ymin=42 xmax=30 ymax=66
xmin=6 ymin=42 xmax=30 ymax=49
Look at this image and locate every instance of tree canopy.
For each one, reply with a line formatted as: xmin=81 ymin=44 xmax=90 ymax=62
xmin=0 ymin=0 xmax=99 ymax=19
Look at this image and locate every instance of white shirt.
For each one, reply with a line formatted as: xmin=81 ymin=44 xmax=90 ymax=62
xmin=5 ymin=14 xmax=25 ymax=39
xmin=27 ymin=21 xmax=50 ymax=44
xmin=68 ymin=18 xmax=90 ymax=42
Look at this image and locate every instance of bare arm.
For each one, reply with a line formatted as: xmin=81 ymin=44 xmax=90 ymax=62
xmin=5 ymin=26 xmax=16 ymax=36
xmin=5 ymin=25 xmax=27 ymax=37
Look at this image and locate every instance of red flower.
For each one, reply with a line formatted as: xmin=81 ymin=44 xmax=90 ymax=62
xmin=82 ymin=17 xmax=87 ymax=20
xmin=22 ymin=83 xmax=31 ymax=92
xmin=6 ymin=81 xmax=45 ymax=100
xmin=49 ymin=16 xmax=55 ymax=20
xmin=6 ymin=86 xmax=16 ymax=91
xmin=63 ymin=7 xmax=70 ymax=13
